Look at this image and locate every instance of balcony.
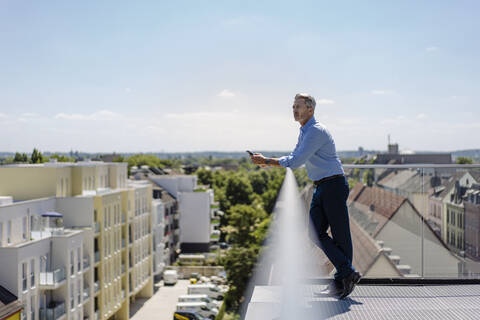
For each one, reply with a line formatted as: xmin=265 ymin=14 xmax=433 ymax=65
xmin=94 ymin=251 xmax=100 ymax=264
xmin=94 ymin=311 xmax=99 ymax=320
xmin=121 ymin=263 xmax=126 ymax=274
xmin=94 ymin=222 xmax=100 ymax=234
xmin=39 ymin=267 xmax=66 ymax=290
xmin=122 ymin=238 xmax=126 ymax=249
xmin=122 ymin=212 xmax=126 ymax=223
xmin=83 ymin=255 xmax=90 ymax=270
xmin=39 ymin=301 xmax=65 ymax=320
xmin=83 ymin=285 xmax=90 ymax=301
xmin=94 ymin=281 xmax=100 ymax=294
xmin=244 ymin=165 xmax=480 ymax=320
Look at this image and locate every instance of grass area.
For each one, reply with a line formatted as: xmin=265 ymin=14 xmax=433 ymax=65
xmin=211 ymin=218 xmax=220 ymax=224
xmin=211 ymin=234 xmax=220 ymax=240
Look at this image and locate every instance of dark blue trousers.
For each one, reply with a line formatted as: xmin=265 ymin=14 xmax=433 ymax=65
xmin=309 ymin=176 xmax=356 ymax=281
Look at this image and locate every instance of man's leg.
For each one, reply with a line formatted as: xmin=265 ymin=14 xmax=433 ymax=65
xmin=308 ymin=187 xmax=343 ymax=295
xmin=320 ymin=177 xmax=355 ymax=281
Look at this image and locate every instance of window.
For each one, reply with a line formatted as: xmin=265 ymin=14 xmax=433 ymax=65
xmin=77 ymin=247 xmax=81 ymax=273
xmin=70 ymin=250 xmax=75 ymax=276
xmin=30 ymin=259 xmax=35 ymax=288
xmin=22 ymin=216 xmax=27 ymax=240
xmin=77 ymin=279 xmax=81 ymax=305
xmin=7 ymin=220 xmax=11 ymax=244
xmin=30 ymin=295 xmax=35 ymax=320
xmin=22 ymin=262 xmax=27 ymax=291
xmin=70 ymin=283 xmax=75 ymax=309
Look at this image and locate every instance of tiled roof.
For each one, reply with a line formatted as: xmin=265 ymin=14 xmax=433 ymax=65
xmin=350 ymin=185 xmax=406 ymax=220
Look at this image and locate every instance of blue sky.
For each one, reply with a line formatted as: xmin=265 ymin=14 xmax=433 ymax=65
xmin=0 ymin=0 xmax=479 ymax=153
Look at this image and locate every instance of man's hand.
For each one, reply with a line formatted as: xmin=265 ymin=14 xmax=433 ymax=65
xmin=250 ymin=153 xmax=267 ymax=167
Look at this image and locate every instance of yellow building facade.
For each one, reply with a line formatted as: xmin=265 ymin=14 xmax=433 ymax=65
xmin=0 ymin=162 xmax=153 ymax=320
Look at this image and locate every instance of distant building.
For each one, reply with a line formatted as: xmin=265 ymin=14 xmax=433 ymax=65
xmin=375 ymin=142 xmax=452 ymax=165
xmin=464 ymin=184 xmax=480 ymax=261
xmin=348 ymin=184 xmax=460 ymax=277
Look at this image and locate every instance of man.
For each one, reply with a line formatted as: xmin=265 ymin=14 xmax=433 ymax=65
xmin=250 ymin=93 xmax=361 ymax=299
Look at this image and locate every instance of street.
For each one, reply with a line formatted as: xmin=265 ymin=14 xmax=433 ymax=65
xmin=130 ymin=279 xmax=190 ymax=320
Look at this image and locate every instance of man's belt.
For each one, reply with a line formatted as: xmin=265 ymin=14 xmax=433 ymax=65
xmin=313 ymin=174 xmax=344 ymax=186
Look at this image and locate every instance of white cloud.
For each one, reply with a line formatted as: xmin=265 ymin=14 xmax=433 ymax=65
xmin=21 ymin=113 xmax=39 ymax=117
xmin=54 ymin=110 xmax=122 ymax=121
xmin=426 ymin=46 xmax=438 ymax=52
xmin=416 ymin=113 xmax=426 ymax=119
xmin=317 ymin=99 xmax=335 ymax=105
xmin=371 ymin=90 xmax=394 ymax=95
xmin=217 ymin=89 xmax=236 ymax=98
xmin=0 ymin=113 xmax=7 ymax=119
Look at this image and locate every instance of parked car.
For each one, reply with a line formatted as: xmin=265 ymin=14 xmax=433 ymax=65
xmin=178 ymin=294 xmax=221 ymax=309
xmin=164 ymin=270 xmax=178 ymax=285
xmin=173 ymin=311 xmax=205 ymax=320
xmin=188 ymin=284 xmax=224 ymax=300
xmin=176 ymin=302 xmax=218 ymax=319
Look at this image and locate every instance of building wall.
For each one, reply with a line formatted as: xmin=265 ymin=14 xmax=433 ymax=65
xmin=0 ymin=167 xmax=72 ymax=201
xmin=465 ymin=201 xmax=480 ymax=260
xmin=178 ymin=192 xmax=211 ymax=245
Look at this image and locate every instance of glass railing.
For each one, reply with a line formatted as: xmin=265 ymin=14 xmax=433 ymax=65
xmin=39 ymin=301 xmax=65 ymax=320
xmin=94 ymin=222 xmax=100 ymax=234
xmin=39 ymin=267 xmax=66 ymax=286
xmin=336 ymin=164 xmax=480 ymax=279
xmin=122 ymin=238 xmax=126 ymax=248
xmin=94 ymin=281 xmax=100 ymax=293
xmin=122 ymin=263 xmax=126 ymax=274
xmin=83 ymin=285 xmax=90 ymax=300
xmin=122 ymin=212 xmax=126 ymax=223
xmin=94 ymin=251 xmax=100 ymax=263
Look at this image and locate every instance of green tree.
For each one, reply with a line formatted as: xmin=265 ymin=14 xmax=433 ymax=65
xmin=196 ymin=167 xmax=213 ymax=186
xmin=31 ymin=148 xmax=43 ymax=164
xmin=362 ymin=169 xmax=374 ymax=187
xmin=456 ymin=157 xmax=473 ymax=164
xmin=248 ymin=171 xmax=268 ymax=195
xmin=223 ymin=204 xmax=267 ymax=247
xmin=220 ymin=246 xmax=258 ymax=312
xmin=48 ymin=154 xmax=75 ymax=162
xmin=224 ymin=176 xmax=253 ymax=207
xmin=14 ymin=152 xmax=24 ymax=163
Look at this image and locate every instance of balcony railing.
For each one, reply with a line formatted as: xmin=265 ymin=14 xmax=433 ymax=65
xmin=94 ymin=280 xmax=100 ymax=293
xmin=94 ymin=251 xmax=100 ymax=263
xmin=122 ymin=238 xmax=126 ymax=249
xmin=122 ymin=212 xmax=126 ymax=223
xmin=83 ymin=285 xmax=90 ymax=301
xmin=121 ymin=263 xmax=126 ymax=274
xmin=39 ymin=301 xmax=65 ymax=320
xmin=94 ymin=222 xmax=100 ymax=234
xmin=39 ymin=268 xmax=66 ymax=289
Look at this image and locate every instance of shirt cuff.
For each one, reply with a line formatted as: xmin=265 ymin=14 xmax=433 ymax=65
xmin=278 ymin=156 xmax=290 ymax=168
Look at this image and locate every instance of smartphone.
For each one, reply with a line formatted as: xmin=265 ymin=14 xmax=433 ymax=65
xmin=246 ymin=150 xmax=254 ymax=156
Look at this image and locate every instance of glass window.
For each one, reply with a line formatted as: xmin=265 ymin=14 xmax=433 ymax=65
xmin=22 ymin=262 xmax=27 ymax=291
xmin=70 ymin=283 xmax=75 ymax=309
xmin=70 ymin=250 xmax=75 ymax=276
xmin=77 ymin=279 xmax=81 ymax=305
xmin=30 ymin=295 xmax=35 ymax=320
xmin=30 ymin=259 xmax=35 ymax=288
xmin=22 ymin=216 xmax=27 ymax=240
xmin=77 ymin=247 xmax=81 ymax=273
xmin=7 ymin=220 xmax=11 ymax=244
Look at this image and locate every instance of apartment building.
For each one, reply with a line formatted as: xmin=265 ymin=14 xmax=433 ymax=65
xmin=151 ymin=199 xmax=165 ymax=276
xmin=0 ymin=161 xmax=154 ymax=320
xmin=150 ymin=175 xmax=215 ymax=254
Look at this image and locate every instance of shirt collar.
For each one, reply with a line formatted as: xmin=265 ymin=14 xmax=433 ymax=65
xmin=300 ymin=116 xmax=316 ymax=133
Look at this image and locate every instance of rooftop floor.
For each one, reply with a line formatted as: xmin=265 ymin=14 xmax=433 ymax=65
xmin=245 ymin=284 xmax=480 ymax=320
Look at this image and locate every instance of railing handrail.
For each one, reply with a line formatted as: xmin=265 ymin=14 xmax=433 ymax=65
xmin=342 ymin=164 xmax=480 ymax=169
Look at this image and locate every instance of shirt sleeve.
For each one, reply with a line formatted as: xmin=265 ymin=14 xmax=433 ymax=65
xmin=278 ymin=128 xmax=326 ymax=169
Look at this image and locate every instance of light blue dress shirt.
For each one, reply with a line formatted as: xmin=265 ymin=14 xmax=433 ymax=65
xmin=278 ymin=116 xmax=344 ymax=181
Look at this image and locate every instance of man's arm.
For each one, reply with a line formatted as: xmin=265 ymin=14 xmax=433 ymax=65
xmin=250 ymin=154 xmax=282 ymax=167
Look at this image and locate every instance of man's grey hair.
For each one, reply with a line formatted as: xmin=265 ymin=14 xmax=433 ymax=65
xmin=295 ymin=93 xmax=316 ymax=109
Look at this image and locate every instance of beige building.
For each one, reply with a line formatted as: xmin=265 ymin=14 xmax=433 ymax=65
xmin=0 ymin=161 xmax=154 ymax=320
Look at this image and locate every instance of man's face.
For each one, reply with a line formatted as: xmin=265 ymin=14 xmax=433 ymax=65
xmin=292 ymin=98 xmax=313 ymax=124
